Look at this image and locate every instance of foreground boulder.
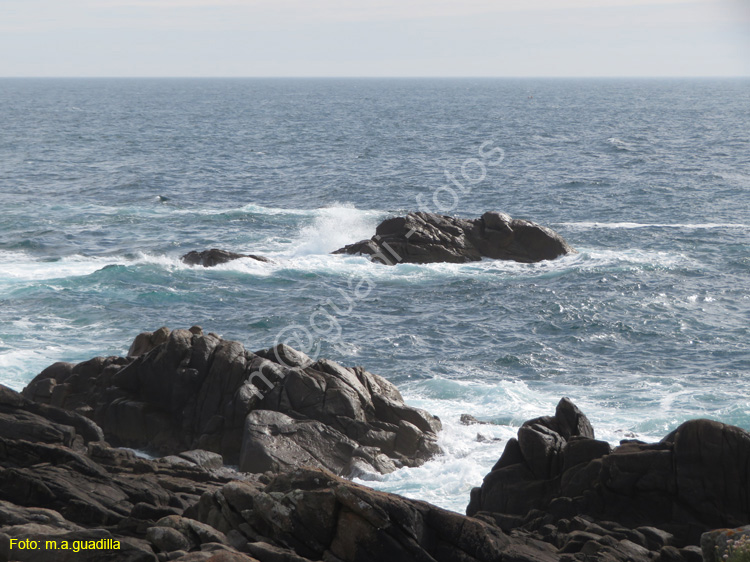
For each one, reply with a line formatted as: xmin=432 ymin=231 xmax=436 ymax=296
xmin=333 ymin=211 xmax=575 ymax=264
xmin=181 ymin=249 xmax=270 ymax=267
xmin=22 ymin=327 xmax=441 ymax=478
xmin=701 ymin=525 xmax=750 ymax=562
xmin=468 ymin=398 xmax=750 ymax=559
xmin=0 ymin=384 xmax=260 ymax=561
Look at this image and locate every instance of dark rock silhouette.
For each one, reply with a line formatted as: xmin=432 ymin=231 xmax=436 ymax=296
xmin=22 ymin=327 xmax=441 ymax=478
xmin=9 ymin=327 xmax=750 ymax=562
xmin=0 ymin=383 xmax=256 ymax=561
xmin=468 ymin=397 xmax=750 ymax=557
xmin=334 ymin=211 xmax=575 ymax=264
xmin=3 ymin=372 xmax=748 ymax=561
xmin=188 ymin=467 xmax=560 ymax=562
xmin=0 ymin=385 xmax=556 ymax=562
xmin=181 ymin=249 xmax=270 ymax=267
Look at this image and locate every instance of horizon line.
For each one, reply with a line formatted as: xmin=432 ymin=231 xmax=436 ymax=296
xmin=1 ymin=75 xmax=749 ymax=79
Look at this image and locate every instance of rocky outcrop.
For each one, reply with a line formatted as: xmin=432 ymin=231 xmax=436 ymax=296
xmin=22 ymin=327 xmax=441 ymax=478
xmin=181 ymin=249 xmax=270 ymax=267
xmin=188 ymin=466 xmax=560 ymax=562
xmin=0 ymin=382 xmax=562 ymax=562
xmin=467 ymin=398 xmax=750 ymax=560
xmin=0 ymin=383 xmax=263 ymax=561
xmin=5 ymin=370 xmax=750 ymax=562
xmin=333 ymin=211 xmax=575 ymax=264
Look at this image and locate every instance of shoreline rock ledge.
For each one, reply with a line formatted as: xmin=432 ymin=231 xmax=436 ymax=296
xmin=2 ymin=349 xmax=749 ymax=561
xmin=22 ymin=327 xmax=442 ymax=478
xmin=0 ymin=383 xmax=582 ymax=562
xmin=468 ymin=398 xmax=750 ymax=561
xmin=334 ymin=211 xmax=575 ymax=264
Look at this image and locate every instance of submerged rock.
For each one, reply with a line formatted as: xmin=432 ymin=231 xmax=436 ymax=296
xmin=23 ymin=328 xmax=442 ymax=478
xmin=333 ymin=211 xmax=575 ymax=264
xmin=460 ymin=413 xmax=493 ymax=425
xmin=181 ymin=249 xmax=270 ymax=267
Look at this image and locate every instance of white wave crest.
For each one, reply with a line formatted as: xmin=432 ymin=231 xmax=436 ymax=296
xmin=0 ymin=251 xmax=192 ymax=286
xmin=0 ymin=252 xmax=118 ymax=283
xmin=355 ymin=373 xmax=704 ymax=512
xmin=354 ymin=378 xmax=540 ymax=512
xmin=606 ymin=137 xmax=634 ymax=151
xmin=287 ymin=204 xmax=382 ymax=257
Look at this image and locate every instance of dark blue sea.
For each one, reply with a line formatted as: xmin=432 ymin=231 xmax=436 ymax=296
xmin=1 ymin=78 xmax=749 ymax=511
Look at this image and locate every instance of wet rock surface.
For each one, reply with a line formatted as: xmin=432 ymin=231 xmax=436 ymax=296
xmin=334 ymin=211 xmax=575 ymax=264
xmin=181 ymin=249 xmax=271 ymax=267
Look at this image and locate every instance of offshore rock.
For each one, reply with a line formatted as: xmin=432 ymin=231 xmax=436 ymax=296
xmin=23 ymin=328 xmax=442 ymax=478
xmin=468 ymin=398 xmax=750 ymax=559
xmin=333 ymin=211 xmax=575 ymax=264
xmin=181 ymin=249 xmax=271 ymax=267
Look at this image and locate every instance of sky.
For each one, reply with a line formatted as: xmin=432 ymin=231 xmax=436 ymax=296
xmin=1 ymin=0 xmax=749 ymax=77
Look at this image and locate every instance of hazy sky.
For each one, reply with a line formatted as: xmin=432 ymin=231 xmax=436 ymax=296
xmin=2 ymin=0 xmax=749 ymax=77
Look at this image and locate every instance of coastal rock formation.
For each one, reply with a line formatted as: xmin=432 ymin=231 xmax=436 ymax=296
xmin=22 ymin=327 xmax=441 ymax=478
xmin=0 ymin=384 xmax=558 ymax=562
xmin=3 ymin=372 xmax=749 ymax=562
xmin=333 ymin=211 xmax=575 ymax=264
xmin=188 ymin=467 xmax=560 ymax=562
xmin=181 ymin=249 xmax=270 ymax=267
xmin=0 ymin=383 xmax=261 ymax=561
xmin=467 ymin=398 xmax=750 ymax=559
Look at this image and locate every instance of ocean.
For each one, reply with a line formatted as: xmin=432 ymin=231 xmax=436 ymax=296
xmin=1 ymin=77 xmax=749 ymax=512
